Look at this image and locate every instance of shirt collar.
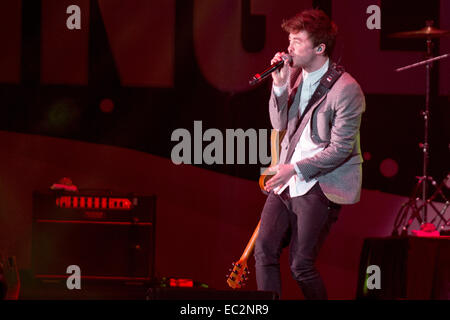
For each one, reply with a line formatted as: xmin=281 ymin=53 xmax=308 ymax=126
xmin=302 ymin=58 xmax=329 ymax=85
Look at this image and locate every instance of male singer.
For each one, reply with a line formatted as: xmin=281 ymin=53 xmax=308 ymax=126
xmin=254 ymin=9 xmax=365 ymax=299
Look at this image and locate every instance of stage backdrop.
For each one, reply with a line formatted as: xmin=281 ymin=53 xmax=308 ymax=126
xmin=0 ymin=0 xmax=449 ymax=299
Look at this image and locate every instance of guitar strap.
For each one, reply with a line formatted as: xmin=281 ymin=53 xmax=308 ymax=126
xmin=285 ymin=63 xmax=344 ymax=163
xmin=297 ymin=62 xmax=344 ymax=130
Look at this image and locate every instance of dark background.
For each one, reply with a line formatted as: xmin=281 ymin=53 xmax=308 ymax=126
xmin=1 ymin=0 xmax=449 ymax=196
xmin=1 ymin=0 xmax=449 ymax=300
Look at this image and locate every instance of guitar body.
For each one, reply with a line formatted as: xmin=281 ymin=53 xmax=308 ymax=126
xmin=227 ymin=129 xmax=286 ymax=289
xmin=258 ymin=129 xmax=286 ymax=194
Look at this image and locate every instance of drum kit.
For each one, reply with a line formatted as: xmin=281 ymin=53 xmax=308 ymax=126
xmin=390 ymin=21 xmax=450 ymax=236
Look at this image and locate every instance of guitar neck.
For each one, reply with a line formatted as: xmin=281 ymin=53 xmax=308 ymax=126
xmin=239 ymin=220 xmax=261 ymax=261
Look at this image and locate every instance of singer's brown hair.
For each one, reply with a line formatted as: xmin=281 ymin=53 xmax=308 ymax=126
xmin=282 ymin=9 xmax=338 ymax=57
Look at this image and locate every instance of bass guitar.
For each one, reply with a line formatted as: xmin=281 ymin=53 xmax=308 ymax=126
xmin=259 ymin=129 xmax=286 ymax=194
xmin=227 ymin=129 xmax=285 ymax=288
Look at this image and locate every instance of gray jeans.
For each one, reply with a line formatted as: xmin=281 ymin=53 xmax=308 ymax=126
xmin=254 ymin=183 xmax=340 ymax=299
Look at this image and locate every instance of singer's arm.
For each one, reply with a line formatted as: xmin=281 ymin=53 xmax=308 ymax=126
xmin=268 ymin=82 xmax=289 ymax=131
xmin=267 ymin=52 xmax=291 ymax=131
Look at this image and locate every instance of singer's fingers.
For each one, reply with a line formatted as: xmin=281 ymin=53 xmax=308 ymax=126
xmin=271 ymin=52 xmax=289 ymax=66
xmin=271 ymin=58 xmax=281 ymax=65
xmin=271 ymin=52 xmax=284 ymax=64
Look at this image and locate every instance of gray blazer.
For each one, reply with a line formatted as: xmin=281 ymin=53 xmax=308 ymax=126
xmin=269 ymin=65 xmax=365 ymax=204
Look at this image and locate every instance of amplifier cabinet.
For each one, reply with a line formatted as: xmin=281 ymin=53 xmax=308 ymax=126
xmin=31 ymin=190 xmax=156 ymax=281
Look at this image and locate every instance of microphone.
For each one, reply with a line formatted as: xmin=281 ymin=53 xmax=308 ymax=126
xmin=249 ymin=54 xmax=292 ymax=86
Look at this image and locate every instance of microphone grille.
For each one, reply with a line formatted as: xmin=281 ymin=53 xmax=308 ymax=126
xmin=281 ymin=54 xmax=292 ymax=64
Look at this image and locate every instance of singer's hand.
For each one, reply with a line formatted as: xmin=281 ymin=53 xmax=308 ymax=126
xmin=271 ymin=52 xmax=289 ymax=87
xmin=264 ymin=164 xmax=296 ymax=192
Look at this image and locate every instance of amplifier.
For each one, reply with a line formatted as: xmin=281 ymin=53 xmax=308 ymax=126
xmin=31 ymin=190 xmax=156 ymax=281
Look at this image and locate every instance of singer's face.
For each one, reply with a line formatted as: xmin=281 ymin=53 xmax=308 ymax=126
xmin=287 ymin=31 xmax=317 ymax=68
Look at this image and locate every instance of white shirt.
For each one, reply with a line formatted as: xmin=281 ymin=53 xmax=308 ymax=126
xmin=273 ymin=59 xmax=329 ymax=197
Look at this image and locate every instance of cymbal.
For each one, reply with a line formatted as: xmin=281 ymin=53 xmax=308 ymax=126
xmin=389 ymin=22 xmax=450 ymax=39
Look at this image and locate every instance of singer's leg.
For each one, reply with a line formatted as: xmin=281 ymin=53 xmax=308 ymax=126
xmin=254 ymin=192 xmax=291 ymax=298
xmin=288 ymin=183 xmax=340 ymax=300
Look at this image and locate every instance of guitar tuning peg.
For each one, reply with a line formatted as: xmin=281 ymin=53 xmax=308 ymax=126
xmin=233 ymin=270 xmax=238 ymax=274
xmin=232 ymin=262 xmax=235 ymax=266
xmin=244 ymin=267 xmax=248 ymax=272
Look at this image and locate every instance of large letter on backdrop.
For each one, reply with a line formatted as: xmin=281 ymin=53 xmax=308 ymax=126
xmin=194 ymin=0 xmax=312 ymax=93
xmin=0 ymin=0 xmax=22 ymax=84
xmin=98 ymin=0 xmax=175 ymax=87
xmin=41 ymin=0 xmax=90 ymax=85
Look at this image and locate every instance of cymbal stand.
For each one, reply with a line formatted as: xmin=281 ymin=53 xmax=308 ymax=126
xmin=391 ymin=39 xmax=449 ymax=235
xmin=427 ymin=174 xmax=450 ymax=231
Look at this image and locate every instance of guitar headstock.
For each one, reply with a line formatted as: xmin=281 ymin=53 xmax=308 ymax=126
xmin=226 ymin=260 xmax=249 ymax=289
